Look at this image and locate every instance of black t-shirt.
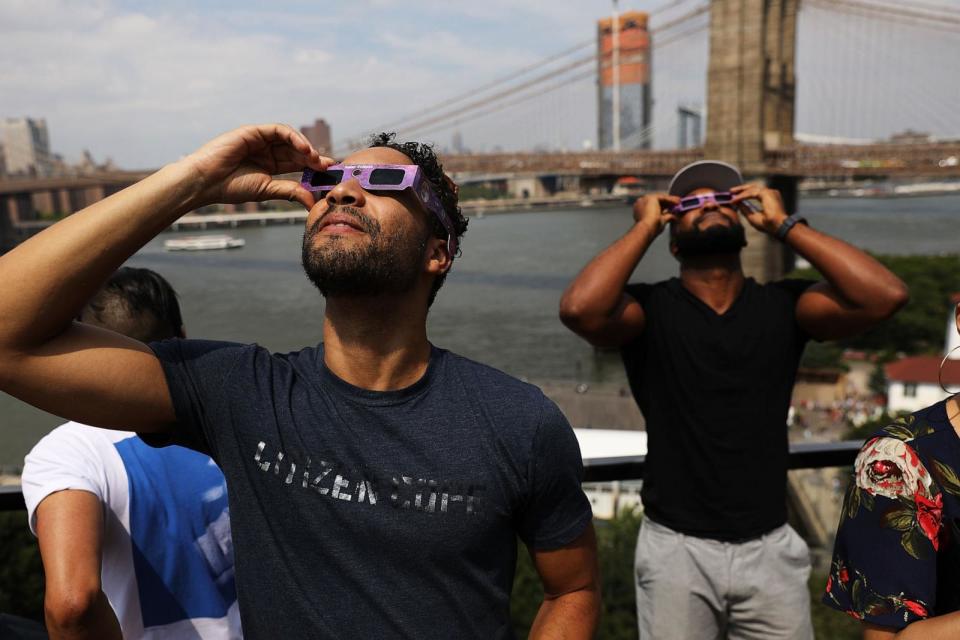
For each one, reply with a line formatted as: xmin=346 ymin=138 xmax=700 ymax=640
xmin=622 ymin=277 xmax=815 ymax=540
xmin=147 ymin=340 xmax=592 ymax=640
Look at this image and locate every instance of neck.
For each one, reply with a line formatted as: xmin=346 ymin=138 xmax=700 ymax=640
xmin=678 ymin=253 xmax=745 ymax=314
xmin=322 ymin=293 xmax=431 ymax=391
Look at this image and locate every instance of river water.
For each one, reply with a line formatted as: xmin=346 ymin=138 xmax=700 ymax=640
xmin=2 ymin=194 xmax=959 ymax=466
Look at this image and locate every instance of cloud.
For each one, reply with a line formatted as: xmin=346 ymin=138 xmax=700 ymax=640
xmin=0 ymin=0 xmax=458 ymax=166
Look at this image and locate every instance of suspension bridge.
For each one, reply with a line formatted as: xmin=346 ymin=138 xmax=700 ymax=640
xmin=2 ymin=0 xmax=959 ymax=279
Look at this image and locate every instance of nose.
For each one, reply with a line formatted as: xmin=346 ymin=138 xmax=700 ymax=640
xmin=701 ymin=198 xmax=720 ymax=211
xmin=325 ymin=177 xmax=366 ymax=209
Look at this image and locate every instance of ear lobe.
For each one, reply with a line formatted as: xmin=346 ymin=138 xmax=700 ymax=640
xmin=426 ymin=237 xmax=452 ymax=275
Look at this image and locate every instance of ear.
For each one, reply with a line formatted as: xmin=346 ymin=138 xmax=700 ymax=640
xmin=424 ymin=236 xmax=452 ymax=277
xmin=955 ymin=303 xmax=960 ymax=334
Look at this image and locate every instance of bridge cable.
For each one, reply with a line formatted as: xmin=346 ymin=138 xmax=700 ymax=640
xmin=337 ymin=4 xmax=710 ymax=152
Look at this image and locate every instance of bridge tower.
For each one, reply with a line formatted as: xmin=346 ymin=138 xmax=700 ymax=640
xmin=705 ymin=0 xmax=798 ymax=282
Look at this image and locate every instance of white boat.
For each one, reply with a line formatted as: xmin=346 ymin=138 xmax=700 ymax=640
xmin=164 ymin=235 xmax=245 ymax=251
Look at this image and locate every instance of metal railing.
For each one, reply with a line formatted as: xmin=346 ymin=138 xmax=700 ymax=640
xmin=582 ymin=439 xmax=862 ymax=482
xmin=0 ymin=440 xmax=862 ymax=513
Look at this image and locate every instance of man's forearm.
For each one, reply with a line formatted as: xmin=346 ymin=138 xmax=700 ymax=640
xmin=0 ymin=160 xmax=200 ymax=352
xmin=784 ymin=223 xmax=907 ymax=312
xmin=528 ymin=588 xmax=600 ymax=639
xmin=560 ymin=222 xmax=656 ymax=321
xmin=46 ymin=589 xmax=122 ymax=640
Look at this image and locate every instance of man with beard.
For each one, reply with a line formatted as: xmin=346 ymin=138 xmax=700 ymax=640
xmin=0 ymin=124 xmax=599 ymax=639
xmin=559 ymin=160 xmax=908 ymax=639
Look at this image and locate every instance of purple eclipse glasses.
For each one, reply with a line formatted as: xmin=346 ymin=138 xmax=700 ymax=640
xmin=301 ymin=164 xmax=458 ymax=257
xmin=671 ymin=191 xmax=736 ymax=215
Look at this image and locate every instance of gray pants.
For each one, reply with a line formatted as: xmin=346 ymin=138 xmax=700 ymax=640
xmin=635 ymin=518 xmax=813 ymax=640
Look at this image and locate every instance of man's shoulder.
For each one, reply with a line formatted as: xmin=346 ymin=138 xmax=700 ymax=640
xmin=758 ymin=277 xmax=818 ymax=299
xmin=443 ymin=350 xmax=548 ymax=403
xmin=151 ymin=337 xmax=261 ymax=360
xmin=152 ymin=337 xmax=315 ymax=379
xmin=624 ymin=278 xmax=676 ymax=297
xmin=444 ymin=351 xmax=542 ymax=396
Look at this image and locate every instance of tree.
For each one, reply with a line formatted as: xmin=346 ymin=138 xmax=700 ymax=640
xmin=790 ymin=254 xmax=960 ymax=356
xmin=0 ymin=512 xmax=44 ymax=620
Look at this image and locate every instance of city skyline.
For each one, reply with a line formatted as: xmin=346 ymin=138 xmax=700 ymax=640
xmin=2 ymin=0 xmax=958 ymax=169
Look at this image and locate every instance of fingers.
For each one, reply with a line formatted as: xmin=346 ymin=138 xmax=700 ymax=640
xmin=730 ymin=184 xmax=762 ymax=204
xmin=256 ymin=124 xmax=328 ymax=171
xmin=250 ymin=143 xmax=330 ymax=176
xmin=262 ymin=179 xmax=317 ymax=210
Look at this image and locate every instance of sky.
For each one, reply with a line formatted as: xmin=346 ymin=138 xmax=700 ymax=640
xmin=1 ymin=0 xmax=958 ymax=168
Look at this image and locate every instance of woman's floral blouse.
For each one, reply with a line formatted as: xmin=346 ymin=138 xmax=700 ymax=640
xmin=823 ymin=400 xmax=960 ymax=629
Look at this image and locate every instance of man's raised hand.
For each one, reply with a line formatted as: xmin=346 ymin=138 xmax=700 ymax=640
xmin=730 ymin=184 xmax=788 ymax=234
xmin=632 ymin=193 xmax=680 ymax=235
xmin=182 ymin=124 xmax=334 ymax=210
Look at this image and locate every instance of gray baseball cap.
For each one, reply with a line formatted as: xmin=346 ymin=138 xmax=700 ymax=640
xmin=668 ymin=160 xmax=744 ymax=197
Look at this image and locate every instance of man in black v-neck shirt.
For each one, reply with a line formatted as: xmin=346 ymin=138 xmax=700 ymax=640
xmin=561 ymin=160 xmax=908 ymax=639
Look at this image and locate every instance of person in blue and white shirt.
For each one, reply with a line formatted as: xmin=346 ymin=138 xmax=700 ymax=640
xmin=22 ymin=267 xmax=241 ymax=639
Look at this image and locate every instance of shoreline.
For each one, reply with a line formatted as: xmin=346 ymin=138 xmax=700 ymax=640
xmin=14 ymin=188 xmax=960 ymax=235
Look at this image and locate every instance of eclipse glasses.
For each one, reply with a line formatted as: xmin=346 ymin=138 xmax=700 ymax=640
xmin=301 ymin=164 xmax=458 ymax=257
xmin=670 ymin=191 xmax=737 ymax=215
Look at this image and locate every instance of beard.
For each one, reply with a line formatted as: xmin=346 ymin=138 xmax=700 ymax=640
xmin=673 ymin=219 xmax=747 ymax=258
xmin=301 ymin=205 xmax=427 ymax=297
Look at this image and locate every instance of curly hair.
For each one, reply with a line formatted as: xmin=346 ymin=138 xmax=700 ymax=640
xmin=368 ymin=132 xmax=468 ymax=306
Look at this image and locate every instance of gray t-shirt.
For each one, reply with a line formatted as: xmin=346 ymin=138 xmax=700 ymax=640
xmin=148 ymin=340 xmax=592 ymax=640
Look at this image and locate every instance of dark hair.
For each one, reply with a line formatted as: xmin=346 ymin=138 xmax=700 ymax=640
xmin=368 ymin=132 xmax=468 ymax=305
xmin=82 ymin=267 xmax=184 ymax=343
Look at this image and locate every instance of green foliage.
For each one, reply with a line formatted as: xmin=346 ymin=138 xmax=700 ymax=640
xmin=800 ymin=341 xmax=849 ymax=371
xmin=789 ymin=253 xmax=960 ymax=355
xmin=594 ymin=508 xmax=643 ymax=639
xmin=869 ymin=352 xmax=894 ymax=396
xmin=0 ymin=511 xmax=44 ymax=620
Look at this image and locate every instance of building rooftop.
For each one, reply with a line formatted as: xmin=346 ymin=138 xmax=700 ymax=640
xmin=885 ymin=355 xmax=960 ymax=385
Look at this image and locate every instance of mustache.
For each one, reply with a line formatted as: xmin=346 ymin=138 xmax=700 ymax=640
xmin=694 ymin=212 xmax=741 ymax=230
xmin=310 ymin=205 xmax=380 ymax=235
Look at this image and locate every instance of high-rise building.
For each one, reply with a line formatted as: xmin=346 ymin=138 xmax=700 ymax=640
xmin=300 ymin=119 xmax=332 ymax=155
xmin=451 ymin=131 xmax=466 ymax=154
xmin=597 ymin=11 xmax=652 ymax=150
xmin=0 ymin=117 xmax=52 ymax=176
